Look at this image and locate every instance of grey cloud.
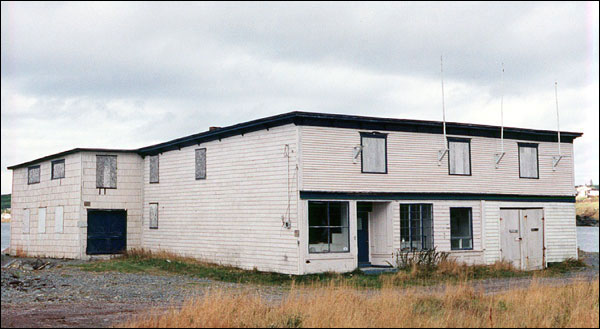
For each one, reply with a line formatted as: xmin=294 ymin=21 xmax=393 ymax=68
xmin=1 ymin=1 xmax=598 ymax=194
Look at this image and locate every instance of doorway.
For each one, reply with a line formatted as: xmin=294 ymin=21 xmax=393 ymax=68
xmin=499 ymin=208 xmax=544 ymax=270
xmin=357 ymin=206 xmax=370 ymax=266
xmin=86 ymin=210 xmax=127 ymax=255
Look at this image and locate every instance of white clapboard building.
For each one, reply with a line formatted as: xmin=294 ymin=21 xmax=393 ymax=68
xmin=8 ymin=112 xmax=582 ymax=274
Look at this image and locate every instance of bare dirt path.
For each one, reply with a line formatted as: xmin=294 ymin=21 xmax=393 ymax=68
xmin=2 ymin=253 xmax=598 ymax=328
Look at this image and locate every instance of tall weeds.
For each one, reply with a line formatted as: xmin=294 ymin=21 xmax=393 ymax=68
xmin=119 ymin=279 xmax=599 ymax=328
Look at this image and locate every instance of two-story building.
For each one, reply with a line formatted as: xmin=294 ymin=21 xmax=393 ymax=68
xmin=8 ymin=111 xmax=582 ymax=274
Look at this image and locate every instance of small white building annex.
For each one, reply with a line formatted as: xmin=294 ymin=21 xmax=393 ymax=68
xmin=8 ymin=112 xmax=583 ymax=274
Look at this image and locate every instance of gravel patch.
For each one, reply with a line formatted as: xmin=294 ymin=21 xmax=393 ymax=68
xmin=1 ymin=254 xmax=598 ymax=328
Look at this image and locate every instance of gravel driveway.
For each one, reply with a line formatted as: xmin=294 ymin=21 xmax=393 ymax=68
xmin=1 ymin=256 xmax=286 ymax=328
xmin=1 ymin=253 xmax=598 ymax=328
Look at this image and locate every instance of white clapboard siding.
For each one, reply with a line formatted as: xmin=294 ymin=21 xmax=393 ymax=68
xmin=80 ymin=152 xmax=144 ymax=254
xmin=482 ymin=201 xmax=577 ymax=265
xmin=142 ymin=124 xmax=301 ymax=274
xmin=301 ymin=126 xmax=574 ymax=195
xmin=10 ymin=153 xmax=83 ymax=258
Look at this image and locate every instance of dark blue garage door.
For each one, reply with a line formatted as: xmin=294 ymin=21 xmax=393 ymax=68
xmin=86 ymin=210 xmax=127 ymax=255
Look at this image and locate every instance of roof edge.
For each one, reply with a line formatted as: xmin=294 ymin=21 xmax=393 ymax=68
xmin=7 ymin=148 xmax=138 ymax=170
xmin=8 ymin=111 xmax=585 ymax=168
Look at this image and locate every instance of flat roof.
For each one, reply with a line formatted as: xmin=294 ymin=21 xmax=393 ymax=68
xmin=8 ymin=111 xmax=583 ymax=169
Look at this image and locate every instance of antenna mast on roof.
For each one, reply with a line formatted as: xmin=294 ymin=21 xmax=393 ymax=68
xmin=494 ymin=63 xmax=506 ymax=168
xmin=552 ymin=81 xmax=563 ymax=170
xmin=438 ymin=55 xmax=449 ymax=165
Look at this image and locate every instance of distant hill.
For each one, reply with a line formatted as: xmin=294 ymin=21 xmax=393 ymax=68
xmin=1 ymin=194 xmax=10 ymax=210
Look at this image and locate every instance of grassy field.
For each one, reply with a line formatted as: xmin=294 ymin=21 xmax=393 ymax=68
xmin=76 ymin=249 xmax=587 ymax=289
xmin=119 ymin=279 xmax=600 ymax=328
xmin=576 ymin=196 xmax=599 ymax=221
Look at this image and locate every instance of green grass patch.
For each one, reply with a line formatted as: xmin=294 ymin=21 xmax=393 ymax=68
xmin=74 ymin=250 xmax=587 ymax=289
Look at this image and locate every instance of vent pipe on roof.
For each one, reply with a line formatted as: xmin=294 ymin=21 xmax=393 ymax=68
xmin=552 ymin=81 xmax=563 ymax=170
xmin=438 ymin=55 xmax=449 ymax=165
xmin=494 ymin=63 xmax=506 ymax=168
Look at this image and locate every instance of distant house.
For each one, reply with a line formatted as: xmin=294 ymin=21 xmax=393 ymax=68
xmin=7 ymin=111 xmax=583 ymax=273
xmin=576 ymin=185 xmax=599 ymax=198
xmin=1 ymin=212 xmax=10 ymax=223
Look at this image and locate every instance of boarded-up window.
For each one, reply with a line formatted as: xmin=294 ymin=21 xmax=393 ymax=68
xmin=96 ymin=155 xmax=117 ymax=188
xmin=52 ymin=159 xmax=65 ymax=180
xmin=23 ymin=209 xmax=30 ymax=234
xmin=448 ymin=138 xmax=471 ymax=175
xmin=149 ymin=203 xmax=158 ymax=229
xmin=195 ymin=148 xmax=206 ymax=180
xmin=361 ymin=133 xmax=387 ymax=173
xmin=519 ymin=143 xmax=539 ymax=179
xmin=450 ymin=208 xmax=473 ymax=250
xmin=149 ymin=155 xmax=159 ymax=183
xmin=55 ymin=206 xmax=64 ymax=233
xmin=38 ymin=207 xmax=46 ymax=234
xmin=28 ymin=165 xmax=41 ymax=185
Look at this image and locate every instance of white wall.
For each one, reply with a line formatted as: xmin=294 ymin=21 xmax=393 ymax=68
xmin=300 ymin=126 xmax=575 ymax=196
xmin=79 ymin=152 xmax=143 ymax=256
xmin=10 ymin=153 xmax=82 ymax=258
xmin=299 ymin=198 xmax=575 ymax=273
xmin=482 ymin=201 xmax=577 ymax=265
xmin=141 ymin=124 xmax=301 ymax=274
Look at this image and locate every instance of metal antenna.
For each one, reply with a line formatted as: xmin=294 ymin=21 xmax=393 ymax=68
xmin=500 ymin=63 xmax=505 ymax=152
xmin=441 ymin=56 xmax=447 ymax=141
xmin=552 ymin=81 xmax=563 ymax=170
xmin=495 ymin=63 xmax=506 ymax=168
xmin=438 ymin=55 xmax=449 ymax=164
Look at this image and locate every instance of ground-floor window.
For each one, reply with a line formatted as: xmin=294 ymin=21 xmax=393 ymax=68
xmin=450 ymin=207 xmax=473 ymax=250
xmin=400 ymin=204 xmax=433 ymax=251
xmin=308 ymin=201 xmax=350 ymax=253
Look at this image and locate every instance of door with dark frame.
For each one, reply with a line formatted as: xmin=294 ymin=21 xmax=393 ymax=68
xmin=357 ymin=210 xmax=370 ymax=266
xmin=86 ymin=210 xmax=127 ymax=255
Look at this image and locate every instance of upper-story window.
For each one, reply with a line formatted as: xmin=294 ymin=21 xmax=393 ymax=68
xmin=518 ymin=143 xmax=539 ymax=179
xmin=28 ymin=165 xmax=41 ymax=185
xmin=149 ymin=155 xmax=159 ymax=183
xmin=360 ymin=132 xmax=387 ymax=174
xmin=51 ymin=159 xmax=65 ymax=180
xmin=448 ymin=137 xmax=471 ymax=176
xmin=96 ymin=155 xmax=117 ymax=189
xmin=195 ymin=148 xmax=206 ymax=180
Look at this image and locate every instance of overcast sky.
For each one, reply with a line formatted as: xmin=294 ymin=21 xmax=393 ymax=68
xmin=1 ymin=1 xmax=598 ymax=194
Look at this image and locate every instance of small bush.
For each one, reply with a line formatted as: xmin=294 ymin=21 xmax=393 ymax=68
xmin=391 ymin=247 xmax=450 ymax=271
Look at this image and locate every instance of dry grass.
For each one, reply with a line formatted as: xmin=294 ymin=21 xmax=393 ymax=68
xmin=382 ymin=257 xmax=525 ymax=286
xmin=119 ymin=279 xmax=599 ymax=328
xmin=576 ymin=196 xmax=599 ymax=220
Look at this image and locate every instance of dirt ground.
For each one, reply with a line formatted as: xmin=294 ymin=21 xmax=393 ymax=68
xmin=1 ymin=253 xmax=598 ymax=328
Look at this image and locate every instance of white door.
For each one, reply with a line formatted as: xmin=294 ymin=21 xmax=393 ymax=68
xmin=500 ymin=208 xmax=544 ymax=270
xmin=500 ymin=209 xmax=522 ymax=269
xmin=522 ymin=209 xmax=544 ymax=270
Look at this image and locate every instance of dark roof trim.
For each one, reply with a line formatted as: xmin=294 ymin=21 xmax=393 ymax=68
xmin=8 ymin=148 xmax=138 ymax=170
xmin=138 ymin=111 xmax=582 ymax=156
xmin=8 ymin=111 xmax=584 ymax=167
xmin=300 ymin=191 xmax=576 ymax=203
